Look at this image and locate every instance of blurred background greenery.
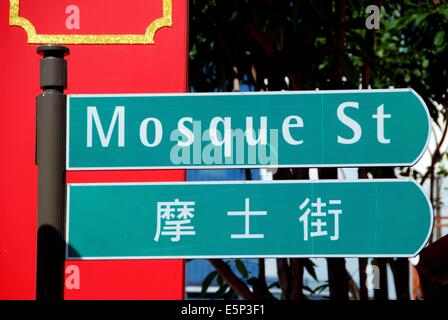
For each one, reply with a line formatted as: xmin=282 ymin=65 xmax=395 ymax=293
xmin=187 ymin=0 xmax=448 ymax=300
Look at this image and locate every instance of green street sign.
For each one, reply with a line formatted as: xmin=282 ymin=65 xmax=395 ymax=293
xmin=66 ymin=180 xmax=433 ymax=259
xmin=66 ymin=89 xmax=430 ymax=169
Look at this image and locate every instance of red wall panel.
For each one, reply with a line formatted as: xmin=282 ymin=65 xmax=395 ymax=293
xmin=0 ymin=0 xmax=187 ymax=299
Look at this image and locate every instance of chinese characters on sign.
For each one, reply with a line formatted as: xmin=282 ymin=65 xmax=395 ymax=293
xmin=67 ymin=181 xmax=433 ymax=258
xmin=299 ymin=198 xmax=342 ymax=241
xmin=154 ymin=197 xmax=342 ymax=242
xmin=154 ymin=199 xmax=196 ymax=242
xmin=227 ymin=198 xmax=268 ymax=239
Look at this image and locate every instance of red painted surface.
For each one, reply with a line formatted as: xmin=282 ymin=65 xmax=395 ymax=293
xmin=0 ymin=0 xmax=187 ymax=300
xmin=63 ymin=260 xmax=184 ymax=300
xmin=21 ymin=0 xmax=161 ymax=35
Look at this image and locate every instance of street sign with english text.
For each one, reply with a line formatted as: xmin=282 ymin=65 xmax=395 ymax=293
xmin=66 ymin=89 xmax=431 ymax=170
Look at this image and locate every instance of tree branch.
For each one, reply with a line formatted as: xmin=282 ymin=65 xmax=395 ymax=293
xmin=276 ymin=258 xmax=292 ymax=300
xmin=208 ymin=259 xmax=257 ymax=300
xmin=290 ymin=259 xmax=304 ymax=300
xmin=251 ymin=259 xmax=276 ymax=300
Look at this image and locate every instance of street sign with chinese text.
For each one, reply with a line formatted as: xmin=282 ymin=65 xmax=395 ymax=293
xmin=66 ymin=89 xmax=430 ymax=170
xmin=66 ymin=180 xmax=433 ymax=258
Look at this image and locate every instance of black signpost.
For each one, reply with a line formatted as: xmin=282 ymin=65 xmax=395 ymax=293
xmin=35 ymin=45 xmax=69 ymax=300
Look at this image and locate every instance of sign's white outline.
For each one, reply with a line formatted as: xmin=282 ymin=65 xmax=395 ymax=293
xmin=65 ymin=179 xmax=434 ymax=260
xmin=65 ymin=89 xmax=432 ymax=170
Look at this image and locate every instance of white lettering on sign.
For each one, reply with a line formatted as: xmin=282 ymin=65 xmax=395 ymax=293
xmin=154 ymin=199 xmax=196 ymax=242
xmin=178 ymin=117 xmax=195 ymax=147
xmin=83 ymin=103 xmax=392 ymax=160
xmin=246 ymin=116 xmax=268 ymax=146
xmin=139 ymin=118 xmax=163 ymax=147
xmin=299 ymin=197 xmax=342 ymax=241
xmin=337 ymin=102 xmax=391 ymax=145
xmin=372 ymin=104 xmax=391 ymax=144
xmin=337 ymin=101 xmax=362 ymax=145
xmin=210 ymin=117 xmax=232 ymax=158
xmin=227 ymin=198 xmax=268 ymax=239
xmin=87 ymin=106 xmax=125 ymax=147
xmin=282 ymin=115 xmax=304 ymax=145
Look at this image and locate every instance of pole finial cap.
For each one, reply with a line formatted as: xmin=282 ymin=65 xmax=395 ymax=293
xmin=37 ymin=45 xmax=70 ymax=58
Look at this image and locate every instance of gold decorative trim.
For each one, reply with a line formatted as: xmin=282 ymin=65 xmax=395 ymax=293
xmin=9 ymin=0 xmax=172 ymax=44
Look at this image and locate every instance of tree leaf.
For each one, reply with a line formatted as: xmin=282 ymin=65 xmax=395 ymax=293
xmin=235 ymin=259 xmax=249 ymax=279
xmin=217 ymin=273 xmax=224 ymax=286
xmin=229 ymin=11 xmax=238 ymax=22
xmin=268 ymin=281 xmax=279 ymax=289
xmin=314 ymin=282 xmax=330 ymax=294
xmin=434 ymin=30 xmax=445 ymax=46
xmin=303 ymin=258 xmax=318 ymax=281
xmin=222 ymin=287 xmax=237 ymax=300
xmin=214 ymin=283 xmax=229 ymax=298
xmin=303 ymin=285 xmax=313 ymax=293
xmin=201 ymin=271 xmax=218 ymax=296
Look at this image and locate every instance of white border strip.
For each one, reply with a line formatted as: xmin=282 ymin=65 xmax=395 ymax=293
xmin=65 ymin=89 xmax=431 ymax=170
xmin=65 ymin=179 xmax=434 ymax=260
xmin=68 ymin=88 xmax=416 ymax=97
xmin=66 ymin=95 xmax=71 ymax=169
xmin=65 ymin=185 xmax=71 ymax=261
xmin=67 ymin=178 xmax=411 ymax=186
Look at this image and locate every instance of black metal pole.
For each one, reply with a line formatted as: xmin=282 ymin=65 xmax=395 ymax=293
xmin=36 ymin=45 xmax=69 ymax=300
